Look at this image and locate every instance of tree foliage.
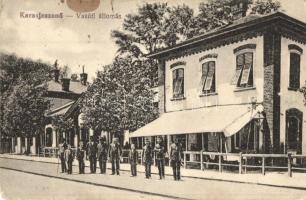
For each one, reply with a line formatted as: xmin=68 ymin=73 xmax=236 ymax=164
xmin=83 ymin=0 xmax=281 ymax=138
xmin=0 ymin=53 xmax=51 ymax=138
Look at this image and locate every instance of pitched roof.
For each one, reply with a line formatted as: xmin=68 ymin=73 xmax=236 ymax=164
xmin=47 ymin=80 xmax=87 ymax=94
xmin=46 ymin=101 xmax=74 ymax=117
xmin=148 ymin=12 xmax=306 ymax=59
xmin=47 ymin=97 xmax=74 ymax=112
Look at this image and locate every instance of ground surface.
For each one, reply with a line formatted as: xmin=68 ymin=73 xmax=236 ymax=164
xmin=0 ymin=158 xmax=306 ymax=200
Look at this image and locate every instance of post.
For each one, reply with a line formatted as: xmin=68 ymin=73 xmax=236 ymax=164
xmin=244 ymin=157 xmax=248 ymax=173
xmin=288 ymin=153 xmax=292 ymax=177
xmin=262 ymin=156 xmax=265 ymax=175
xmin=200 ymin=150 xmax=203 ymax=171
xmin=218 ymin=154 xmax=222 ymax=172
xmin=17 ymin=137 xmax=21 ymax=154
xmin=184 ymin=152 xmax=187 ymax=169
xmin=239 ymin=152 xmax=242 ymax=174
xmin=31 ymin=136 xmax=36 ymax=155
xmin=52 ymin=129 xmax=57 ymax=147
xmin=140 ymin=151 xmax=143 ymax=165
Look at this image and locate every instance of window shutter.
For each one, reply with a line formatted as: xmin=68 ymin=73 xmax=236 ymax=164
xmin=230 ymin=68 xmax=242 ymax=85
xmin=204 ymin=62 xmax=215 ymax=91
xmin=202 ymin=62 xmax=209 ymax=91
xmin=240 ymin=64 xmax=251 ymax=85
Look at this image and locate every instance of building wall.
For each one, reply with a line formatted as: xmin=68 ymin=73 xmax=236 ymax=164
xmin=164 ymin=36 xmax=264 ymax=112
xmin=280 ymin=37 xmax=306 ymax=154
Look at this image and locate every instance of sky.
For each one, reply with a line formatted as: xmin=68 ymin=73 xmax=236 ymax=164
xmin=0 ymin=0 xmax=305 ymax=81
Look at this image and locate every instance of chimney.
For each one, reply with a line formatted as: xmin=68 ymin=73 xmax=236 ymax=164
xmin=230 ymin=0 xmax=248 ymax=21
xmin=80 ymin=73 xmax=88 ymax=85
xmin=61 ymin=78 xmax=70 ymax=92
xmin=51 ymin=69 xmax=60 ymax=82
xmin=80 ymin=65 xmax=88 ymax=85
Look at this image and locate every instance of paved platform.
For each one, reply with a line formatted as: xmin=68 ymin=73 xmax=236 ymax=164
xmin=1 ymin=156 xmax=306 ymax=200
xmin=1 ymin=153 xmax=306 ymax=190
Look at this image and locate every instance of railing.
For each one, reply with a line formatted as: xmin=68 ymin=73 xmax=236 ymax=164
xmin=183 ymin=151 xmax=306 ymax=177
xmin=39 ymin=147 xmax=59 ymax=158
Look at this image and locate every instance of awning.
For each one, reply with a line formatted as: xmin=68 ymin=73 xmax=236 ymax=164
xmin=130 ymin=104 xmax=260 ymax=138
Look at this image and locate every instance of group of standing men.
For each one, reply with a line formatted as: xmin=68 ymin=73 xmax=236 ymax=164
xmin=58 ymin=136 xmax=183 ymax=181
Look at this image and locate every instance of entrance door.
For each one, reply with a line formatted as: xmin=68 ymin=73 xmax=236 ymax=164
xmin=286 ymin=109 xmax=303 ymax=154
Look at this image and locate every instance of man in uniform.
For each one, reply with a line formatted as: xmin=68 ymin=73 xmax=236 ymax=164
xmin=170 ymin=138 xmax=183 ymax=180
xmin=64 ymin=144 xmax=75 ymax=174
xmin=142 ymin=139 xmax=153 ymax=179
xmin=129 ymin=143 xmax=138 ymax=177
xmin=109 ymin=137 xmax=122 ymax=175
xmin=58 ymin=139 xmax=67 ymax=173
xmin=97 ymin=136 xmax=108 ymax=174
xmin=76 ymin=141 xmax=85 ymax=174
xmin=154 ymin=137 xmax=165 ymax=179
xmin=86 ymin=136 xmax=97 ymax=173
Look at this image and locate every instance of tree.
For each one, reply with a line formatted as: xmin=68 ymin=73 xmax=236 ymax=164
xmin=82 ymin=57 xmax=158 ymax=138
xmin=196 ymin=0 xmax=280 ymax=35
xmin=0 ymin=54 xmax=51 ymax=146
xmin=52 ymin=115 xmax=75 ymax=142
xmin=83 ymin=0 xmax=281 ymax=140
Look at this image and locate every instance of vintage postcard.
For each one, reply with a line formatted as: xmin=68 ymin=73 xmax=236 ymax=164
xmin=0 ymin=0 xmax=306 ymax=199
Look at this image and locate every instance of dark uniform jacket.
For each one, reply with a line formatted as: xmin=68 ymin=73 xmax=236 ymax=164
xmin=86 ymin=141 xmax=97 ymax=157
xmin=76 ymin=147 xmax=85 ymax=160
xmin=170 ymin=143 xmax=182 ymax=162
xmin=97 ymin=142 xmax=108 ymax=161
xmin=64 ymin=149 xmax=75 ymax=162
xmin=142 ymin=145 xmax=153 ymax=163
xmin=59 ymin=142 xmax=67 ymax=155
xmin=129 ymin=149 xmax=138 ymax=164
xmin=109 ymin=143 xmax=122 ymax=160
xmin=154 ymin=144 xmax=165 ymax=160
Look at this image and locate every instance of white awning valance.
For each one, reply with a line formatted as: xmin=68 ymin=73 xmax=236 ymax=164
xmin=130 ymin=104 xmax=259 ymax=138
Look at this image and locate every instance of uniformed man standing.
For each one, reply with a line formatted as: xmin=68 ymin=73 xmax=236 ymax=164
xmin=142 ymin=139 xmax=153 ymax=179
xmin=76 ymin=141 xmax=85 ymax=174
xmin=86 ymin=136 xmax=97 ymax=173
xmin=58 ymin=139 xmax=67 ymax=173
xmin=64 ymin=144 xmax=75 ymax=174
xmin=97 ymin=136 xmax=108 ymax=174
xmin=129 ymin=143 xmax=138 ymax=177
xmin=109 ymin=137 xmax=122 ymax=175
xmin=154 ymin=137 xmax=165 ymax=179
xmin=170 ymin=138 xmax=183 ymax=180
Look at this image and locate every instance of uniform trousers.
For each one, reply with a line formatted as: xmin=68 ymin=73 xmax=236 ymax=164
xmin=144 ymin=162 xmax=151 ymax=178
xmin=89 ymin=156 xmax=97 ymax=173
xmin=130 ymin=162 xmax=137 ymax=176
xmin=171 ymin=160 xmax=181 ymax=180
xmin=111 ymin=159 xmax=120 ymax=175
xmin=99 ymin=158 xmax=107 ymax=174
xmin=156 ymin=159 xmax=165 ymax=178
xmin=60 ymin=153 xmax=66 ymax=172
xmin=78 ymin=159 xmax=85 ymax=174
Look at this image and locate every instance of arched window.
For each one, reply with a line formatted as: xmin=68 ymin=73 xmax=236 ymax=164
xmin=288 ymin=45 xmax=302 ymax=90
xmin=231 ymin=52 xmax=254 ymax=88
xmin=45 ymin=127 xmax=53 ymax=147
xmin=201 ymin=61 xmax=216 ymax=93
xmin=172 ymin=68 xmax=184 ymax=98
xmin=286 ymin=108 xmax=303 ymax=153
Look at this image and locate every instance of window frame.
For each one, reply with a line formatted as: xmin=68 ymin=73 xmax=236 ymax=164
xmin=288 ymin=48 xmax=302 ymax=91
xmin=171 ymin=67 xmax=185 ymax=99
xmin=232 ymin=47 xmax=256 ymax=90
xmin=201 ymin=60 xmax=216 ymax=94
xmin=200 ymin=57 xmax=218 ymax=96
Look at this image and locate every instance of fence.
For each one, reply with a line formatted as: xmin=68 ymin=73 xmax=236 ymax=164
xmin=183 ymin=151 xmax=306 ymax=177
xmin=39 ymin=147 xmax=59 ymax=157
